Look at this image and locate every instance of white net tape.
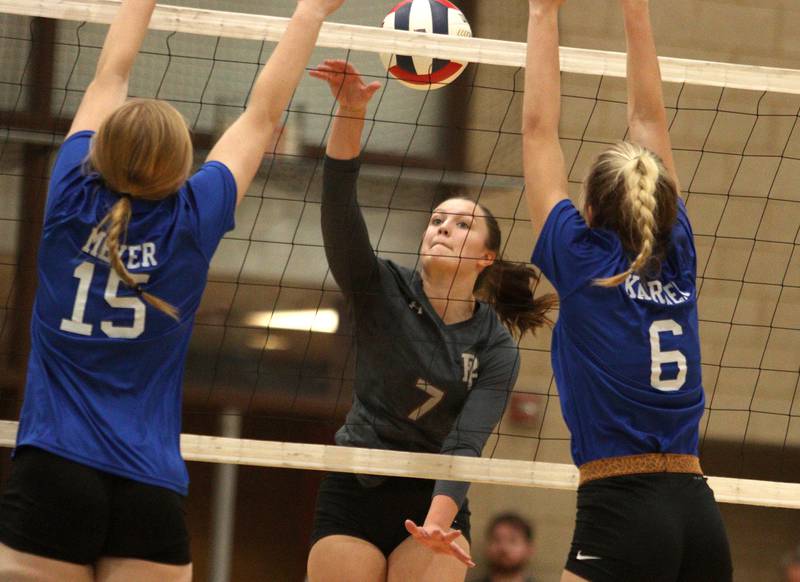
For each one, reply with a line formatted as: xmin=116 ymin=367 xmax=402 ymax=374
xmin=2 ymin=420 xmax=799 ymax=509
xmin=4 ymin=0 xmax=800 ymax=94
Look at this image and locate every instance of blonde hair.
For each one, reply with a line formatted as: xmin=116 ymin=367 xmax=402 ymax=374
xmin=584 ymin=142 xmax=678 ymax=288
xmin=89 ymin=99 xmax=192 ymax=320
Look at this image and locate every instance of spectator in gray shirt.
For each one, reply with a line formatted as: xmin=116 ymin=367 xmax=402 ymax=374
xmin=305 ymin=60 xmax=556 ymax=582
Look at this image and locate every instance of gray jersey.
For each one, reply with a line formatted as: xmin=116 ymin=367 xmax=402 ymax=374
xmin=322 ymin=156 xmax=520 ymax=506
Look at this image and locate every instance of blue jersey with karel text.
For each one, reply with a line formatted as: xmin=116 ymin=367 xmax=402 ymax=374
xmin=532 ymin=198 xmax=704 ymax=467
xmin=15 ymin=131 xmax=236 ymax=494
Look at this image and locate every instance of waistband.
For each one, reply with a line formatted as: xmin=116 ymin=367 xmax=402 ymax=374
xmin=578 ymin=453 xmax=702 ymax=486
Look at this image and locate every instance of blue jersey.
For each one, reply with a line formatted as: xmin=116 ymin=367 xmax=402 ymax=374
xmin=15 ymin=131 xmax=236 ymax=494
xmin=532 ymin=198 xmax=704 ymax=467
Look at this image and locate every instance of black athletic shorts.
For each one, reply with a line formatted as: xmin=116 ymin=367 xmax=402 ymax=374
xmin=565 ymin=473 xmax=732 ymax=582
xmin=310 ymin=472 xmax=471 ymax=557
xmin=0 ymin=446 xmax=190 ymax=565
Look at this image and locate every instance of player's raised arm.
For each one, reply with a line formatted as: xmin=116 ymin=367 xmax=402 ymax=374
xmin=522 ymin=0 xmax=568 ymax=234
xmin=621 ymin=0 xmax=679 ymax=188
xmin=68 ymin=0 xmax=157 ymax=137
xmin=310 ymin=60 xmax=382 ymax=296
xmin=207 ymin=0 xmax=345 ymax=204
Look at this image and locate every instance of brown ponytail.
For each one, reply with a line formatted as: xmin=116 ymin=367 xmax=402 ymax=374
xmin=476 ymin=258 xmax=557 ymax=338
xmin=97 ymin=197 xmax=179 ymax=321
xmin=465 ymin=200 xmax=557 ymax=338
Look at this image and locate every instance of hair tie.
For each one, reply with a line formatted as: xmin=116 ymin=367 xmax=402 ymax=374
xmin=133 ymin=283 xmax=144 ymax=296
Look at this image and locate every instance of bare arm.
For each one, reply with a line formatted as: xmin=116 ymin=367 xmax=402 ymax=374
xmin=68 ymin=0 xmax=156 ymax=137
xmin=404 ymin=495 xmax=474 ymax=567
xmin=522 ymin=0 xmax=569 ymax=234
xmin=207 ymin=0 xmax=344 ymax=205
xmin=622 ymin=0 xmax=679 ymax=188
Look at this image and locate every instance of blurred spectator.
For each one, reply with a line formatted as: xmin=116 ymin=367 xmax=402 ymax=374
xmin=476 ymin=512 xmax=537 ymax=582
xmin=783 ymin=546 xmax=800 ymax=582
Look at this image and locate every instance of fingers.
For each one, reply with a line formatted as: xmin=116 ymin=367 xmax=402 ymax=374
xmin=309 ymin=64 xmax=337 ymax=79
xmin=404 ymin=519 xmax=422 ymax=537
xmin=322 ymin=58 xmax=358 ymax=73
xmin=405 ymin=521 xmax=465 ymax=545
xmin=309 ymin=65 xmax=344 ymax=87
xmin=404 ymin=521 xmax=474 ymax=567
xmin=442 ymin=529 xmax=462 ymax=543
xmin=449 ymin=542 xmax=476 ymax=568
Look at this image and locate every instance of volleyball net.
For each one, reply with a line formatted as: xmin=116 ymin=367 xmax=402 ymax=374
xmin=1 ymin=1 xmax=799 ymax=511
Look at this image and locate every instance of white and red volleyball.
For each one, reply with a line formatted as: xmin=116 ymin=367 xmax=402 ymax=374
xmin=380 ymin=0 xmax=472 ymax=91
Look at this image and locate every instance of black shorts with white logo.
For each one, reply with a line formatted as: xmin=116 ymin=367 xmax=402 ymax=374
xmin=310 ymin=471 xmax=471 ymax=557
xmin=0 ymin=446 xmax=190 ymax=565
xmin=565 ymin=473 xmax=732 ymax=582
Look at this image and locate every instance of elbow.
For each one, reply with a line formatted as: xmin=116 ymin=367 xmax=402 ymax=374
xmin=88 ymin=74 xmax=129 ymax=95
xmin=522 ymin=113 xmax=558 ymax=139
xmin=245 ymin=108 xmax=280 ymax=132
xmin=628 ymin=107 xmax=668 ymax=130
xmin=265 ymin=109 xmax=283 ymax=130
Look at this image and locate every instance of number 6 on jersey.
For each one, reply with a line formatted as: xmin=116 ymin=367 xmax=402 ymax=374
xmin=649 ymin=319 xmax=687 ymax=392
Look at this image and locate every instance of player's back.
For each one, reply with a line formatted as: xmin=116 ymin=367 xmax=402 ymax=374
xmin=533 ymin=198 xmax=705 ymax=466
xmin=17 ymin=130 xmax=236 ymax=494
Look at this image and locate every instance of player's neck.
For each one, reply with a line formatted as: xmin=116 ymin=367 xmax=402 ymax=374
xmin=421 ymin=270 xmax=476 ymax=325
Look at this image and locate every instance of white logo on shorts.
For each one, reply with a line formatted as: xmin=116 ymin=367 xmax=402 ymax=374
xmin=576 ymin=550 xmax=602 ymax=561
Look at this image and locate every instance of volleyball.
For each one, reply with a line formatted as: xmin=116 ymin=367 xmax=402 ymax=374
xmin=379 ymin=0 xmax=472 ymax=90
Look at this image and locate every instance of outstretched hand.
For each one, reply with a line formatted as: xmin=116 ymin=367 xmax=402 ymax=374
xmin=309 ymin=59 xmax=381 ymax=112
xmin=404 ymin=519 xmax=476 ymax=567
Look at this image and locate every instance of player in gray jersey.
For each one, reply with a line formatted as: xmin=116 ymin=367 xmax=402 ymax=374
xmin=306 ymin=61 xmax=557 ymax=582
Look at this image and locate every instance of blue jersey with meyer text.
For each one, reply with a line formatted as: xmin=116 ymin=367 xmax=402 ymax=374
xmin=531 ymin=198 xmax=704 ymax=467
xmin=15 ymin=131 xmax=236 ymax=494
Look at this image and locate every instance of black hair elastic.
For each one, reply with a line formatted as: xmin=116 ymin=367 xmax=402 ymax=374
xmin=133 ymin=283 xmax=145 ymax=296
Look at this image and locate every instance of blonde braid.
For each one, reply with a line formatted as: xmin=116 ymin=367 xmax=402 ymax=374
xmin=627 ymin=153 xmax=659 ymax=267
xmin=595 ymin=145 xmax=660 ymax=287
xmin=99 ymin=198 xmax=179 ymax=321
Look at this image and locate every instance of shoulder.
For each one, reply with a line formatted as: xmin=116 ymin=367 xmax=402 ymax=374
xmin=185 ymin=161 xmax=236 ymax=193
xmin=46 ymin=131 xmax=99 ymax=220
xmin=671 ymin=198 xmax=694 ymax=247
xmin=534 ymin=199 xmax=619 ymax=257
xmin=663 ymin=197 xmax=696 ymax=270
xmin=382 ymin=259 xmax=416 ymax=285
xmin=61 ymin=129 xmax=95 ymax=152
xmin=51 ymin=130 xmax=95 ymax=185
xmin=480 ymin=308 xmax=520 ymax=362
xmin=178 ymin=161 xmax=237 ymax=219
